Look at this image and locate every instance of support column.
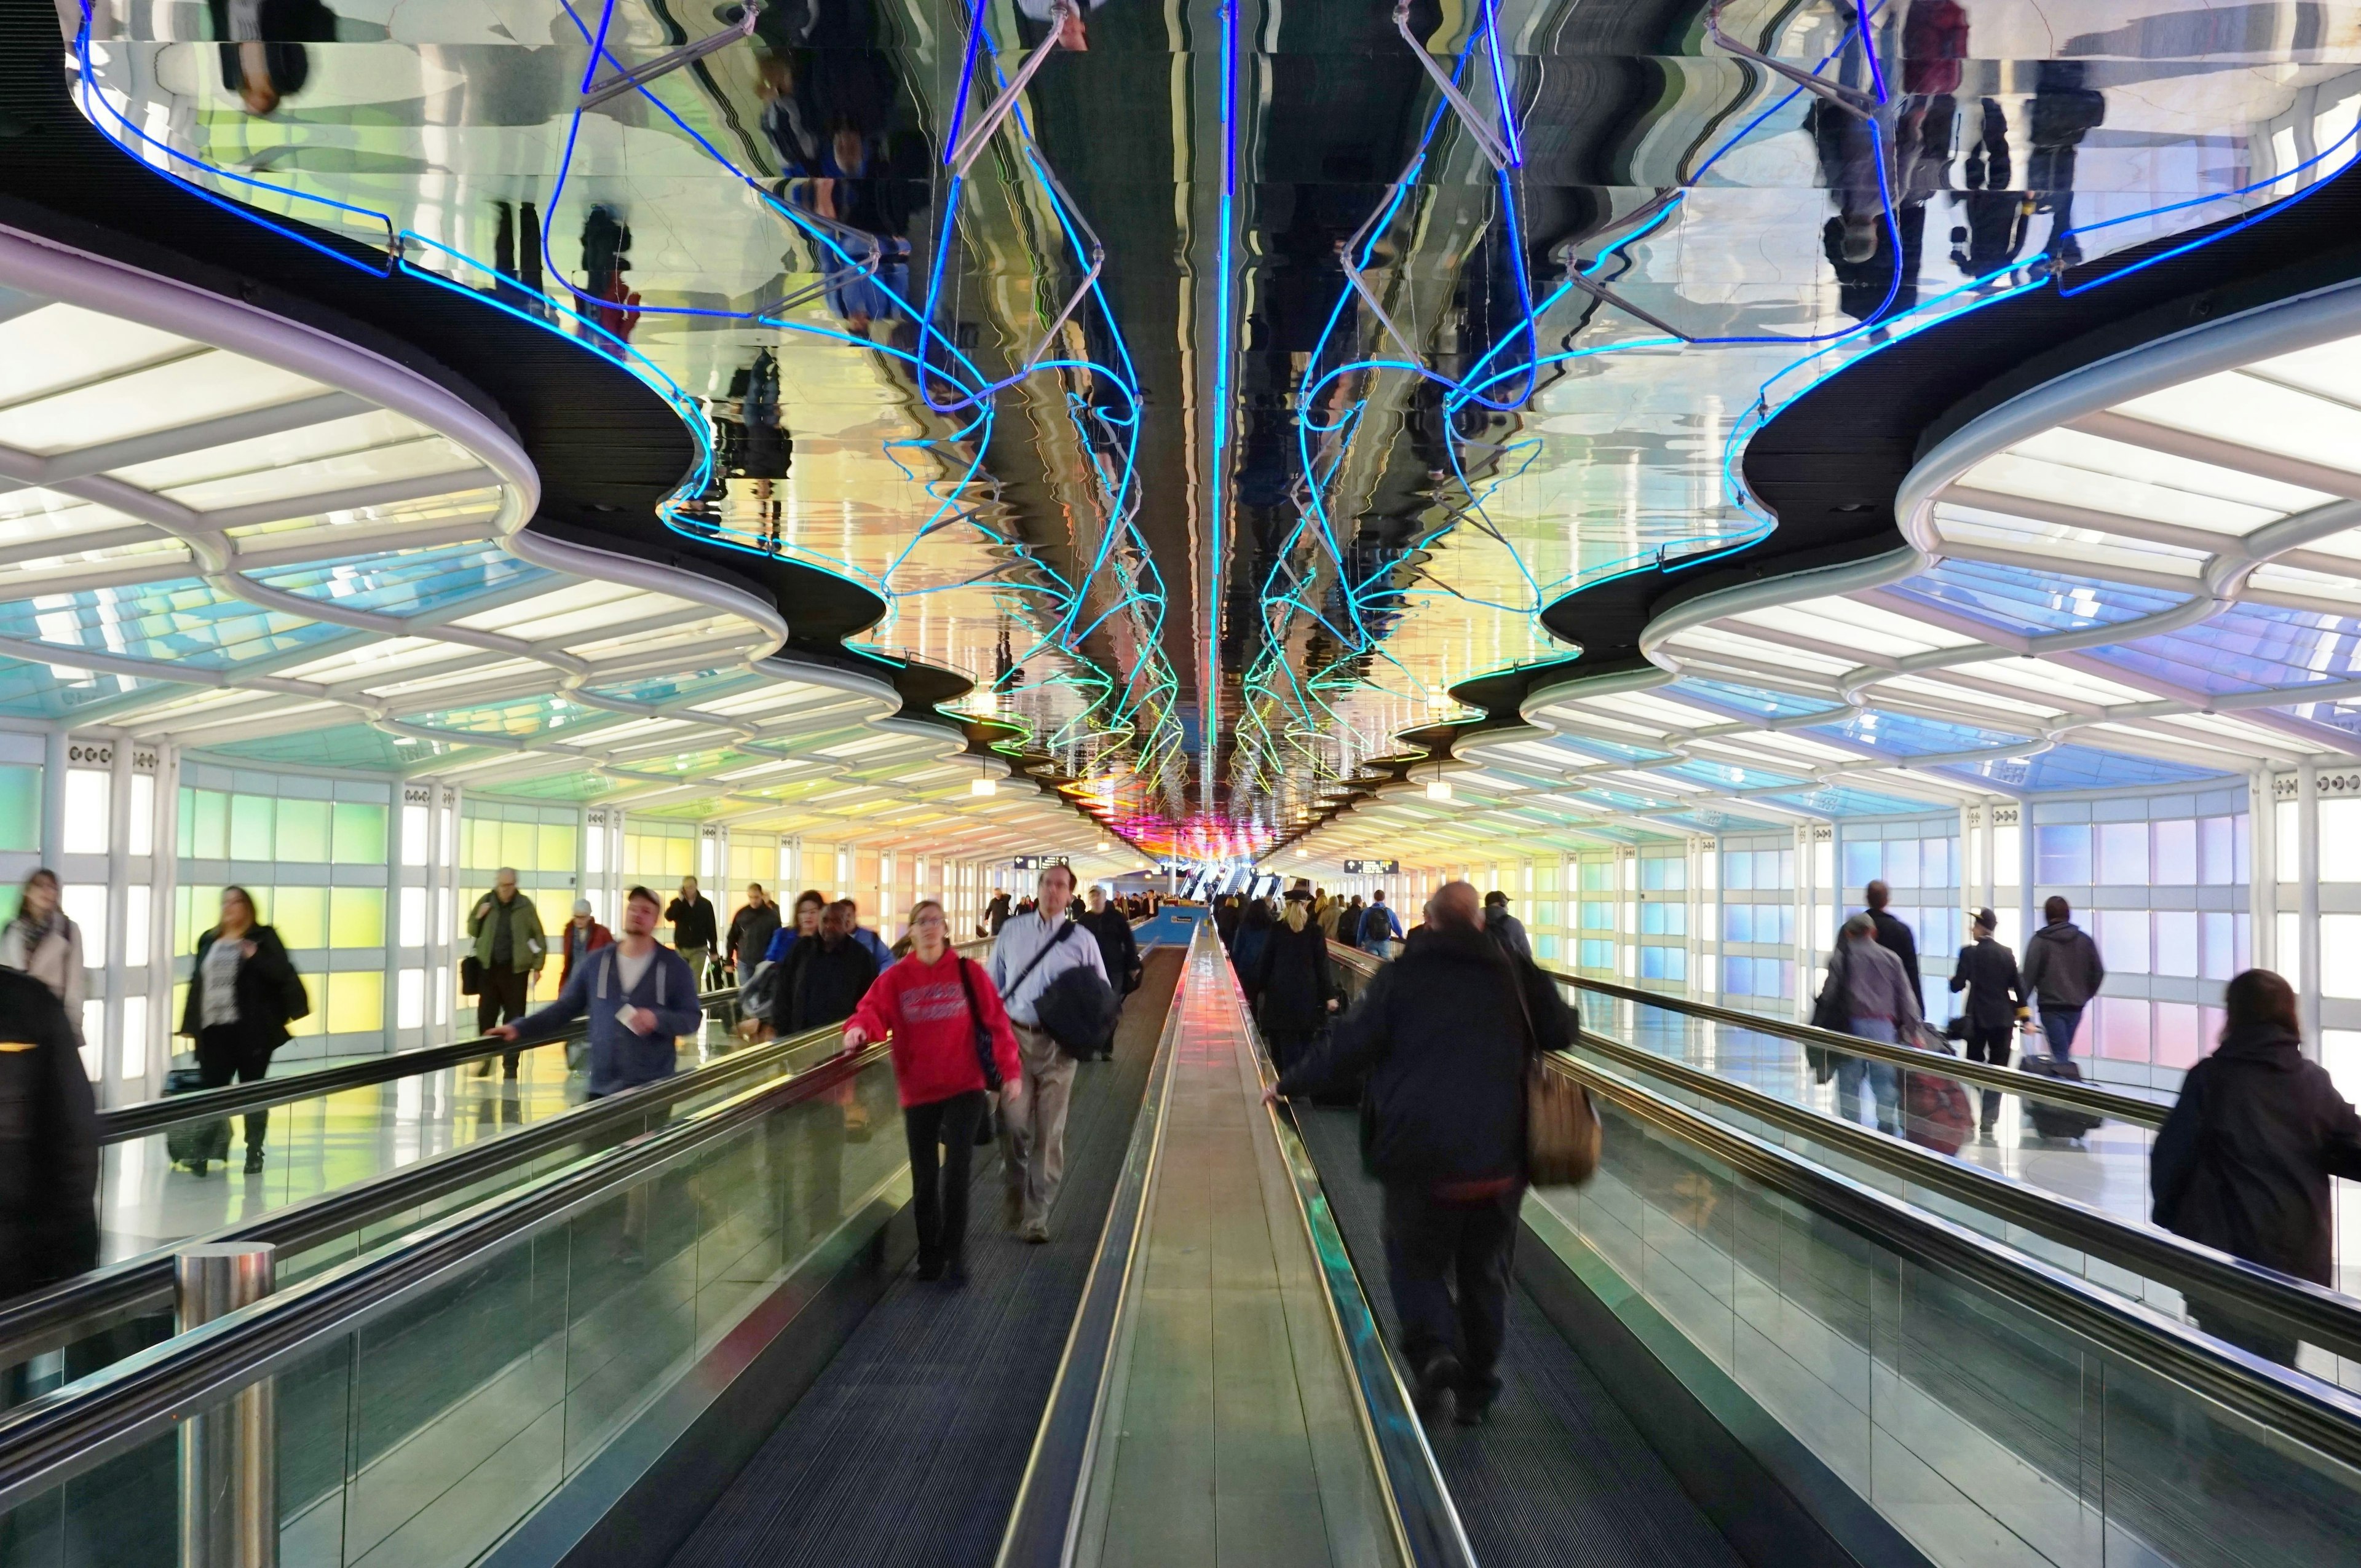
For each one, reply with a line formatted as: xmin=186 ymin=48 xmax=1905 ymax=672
xmin=2252 ymin=770 xmax=2277 ymax=972
xmin=2015 ymin=803 xmax=2036 ymax=953
xmin=39 ymin=728 xmax=66 ymax=867
xmin=2300 ymin=758 xmax=2322 ymax=1050
xmin=102 ymin=733 xmax=133 ymax=1103
xmin=145 ymin=744 xmax=178 ymax=1101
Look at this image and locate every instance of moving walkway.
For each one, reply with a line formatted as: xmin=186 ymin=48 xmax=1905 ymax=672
xmin=6 ymin=923 xmax=2361 ymax=1567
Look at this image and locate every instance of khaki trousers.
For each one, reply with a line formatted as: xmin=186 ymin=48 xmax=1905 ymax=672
xmin=999 ymin=1022 xmax=1077 ymax=1227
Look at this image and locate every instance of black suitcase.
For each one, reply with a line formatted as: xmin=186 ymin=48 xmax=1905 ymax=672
xmin=2017 ymin=1054 xmax=2105 ymax=1140
xmin=162 ymin=1065 xmax=231 ymax=1175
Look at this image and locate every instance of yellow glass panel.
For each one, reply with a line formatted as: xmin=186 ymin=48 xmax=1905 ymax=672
xmin=537 ymin=823 xmax=575 ymax=873
xmin=330 ymin=887 xmax=386 ymax=948
xmin=666 ymin=838 xmax=692 ymax=877
xmin=532 ymin=891 xmax=572 ymax=944
xmin=271 ymin=886 xmax=328 ymax=950
xmin=326 ymin=970 xmax=384 ymax=1033
xmin=171 ymin=982 xmax=189 ymax=1038
xmin=288 ymin=984 xmax=323 ymax=1037
xmin=275 ymin=798 xmax=331 ymax=862
xmin=174 ymin=886 xmax=194 ymax=955
xmin=499 ymin=819 xmax=536 ymax=872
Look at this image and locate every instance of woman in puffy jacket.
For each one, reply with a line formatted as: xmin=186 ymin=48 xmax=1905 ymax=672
xmin=844 ymin=899 xmax=1021 ymax=1284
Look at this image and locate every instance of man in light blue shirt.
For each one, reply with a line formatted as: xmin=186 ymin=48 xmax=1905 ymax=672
xmin=1359 ymin=889 xmax=1404 ymax=956
xmin=988 ymin=863 xmax=1107 ymax=1242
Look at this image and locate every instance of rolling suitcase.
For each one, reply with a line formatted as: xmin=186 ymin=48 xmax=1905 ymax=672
xmin=2018 ymin=1054 xmax=2105 ymax=1141
xmin=162 ymin=1064 xmax=231 ymax=1176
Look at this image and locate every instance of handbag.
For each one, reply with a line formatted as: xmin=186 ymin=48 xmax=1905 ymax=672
xmin=1506 ymin=959 xmax=1600 ymax=1187
xmin=461 ymin=955 xmax=484 ymax=997
xmin=955 ymin=959 xmax=1004 ymax=1146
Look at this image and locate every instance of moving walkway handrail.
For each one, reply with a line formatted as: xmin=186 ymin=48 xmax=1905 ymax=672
xmin=1565 ymin=1022 xmax=2361 ymax=1365
xmin=0 ymin=1029 xmax=898 ymax=1513
xmin=1326 ymin=942 xmax=2164 ymax=1126
xmin=1545 ymin=1047 xmax=2361 ymax=1472
xmin=97 ymin=987 xmax=738 ymax=1142
xmin=0 ymin=1011 xmax=857 ymax=1373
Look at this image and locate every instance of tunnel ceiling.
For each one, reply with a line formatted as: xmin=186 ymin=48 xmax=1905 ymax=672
xmin=14 ymin=0 xmax=2361 ymax=860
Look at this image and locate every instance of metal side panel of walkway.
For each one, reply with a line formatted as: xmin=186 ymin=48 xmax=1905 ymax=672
xmin=662 ymin=948 xmax=1186 ymax=1568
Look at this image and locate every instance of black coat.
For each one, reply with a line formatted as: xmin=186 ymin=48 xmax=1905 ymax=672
xmin=727 ymin=901 xmax=781 ymax=965
xmin=1867 ymin=908 xmax=1921 ymax=1007
xmin=666 ymin=895 xmax=719 ymax=951
xmin=1251 ymin=921 xmax=1337 ymax=1034
xmin=0 ymin=969 xmax=98 ymax=1299
xmin=1948 ymin=937 xmax=2022 ymax=1031
xmin=2153 ymin=1024 xmax=2361 ymax=1285
xmin=783 ymin=937 xmax=877 ymax=1033
xmin=180 ymin=924 xmax=306 ymax=1052
xmin=1083 ymin=907 xmax=1139 ymax=993
xmin=1277 ymin=926 xmax=1572 ymax=1188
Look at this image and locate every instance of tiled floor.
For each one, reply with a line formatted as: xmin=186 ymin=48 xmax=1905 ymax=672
xmin=1085 ymin=935 xmax=1393 ymax=1568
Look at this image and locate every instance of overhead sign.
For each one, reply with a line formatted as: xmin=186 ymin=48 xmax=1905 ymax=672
xmin=1343 ymin=859 xmax=1399 ymax=875
xmin=1011 ymin=856 xmax=1071 ymax=872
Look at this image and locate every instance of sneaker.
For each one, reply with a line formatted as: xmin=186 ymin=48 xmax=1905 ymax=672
xmin=1412 ymin=1355 xmax=1460 ymax=1428
xmin=1021 ymin=1219 xmax=1051 ymax=1245
xmin=243 ymin=1148 xmax=265 ymax=1175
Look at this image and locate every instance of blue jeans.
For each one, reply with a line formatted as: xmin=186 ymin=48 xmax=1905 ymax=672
xmin=1835 ymin=1017 xmax=1901 ymax=1135
xmin=2039 ymin=1005 xmax=2083 ymax=1062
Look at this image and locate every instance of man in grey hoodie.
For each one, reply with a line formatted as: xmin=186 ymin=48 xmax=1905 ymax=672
xmin=1824 ymin=913 xmax=1921 ymax=1136
xmin=2020 ymin=896 xmax=2105 ymax=1062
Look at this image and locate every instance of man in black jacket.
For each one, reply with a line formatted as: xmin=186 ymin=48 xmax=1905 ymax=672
xmin=1948 ymin=908 xmax=2024 ymax=1137
xmin=0 ymin=969 xmax=97 ymax=1301
xmin=1082 ymin=887 xmax=1140 ymax=1061
xmin=667 ymin=877 xmax=720 ymax=988
xmin=1251 ymin=888 xmax=1339 ymax=1071
xmin=1864 ymin=881 xmax=1921 ymax=1011
xmin=2153 ymin=969 xmax=2361 ymax=1363
xmin=1268 ymin=882 xmax=1572 ymax=1427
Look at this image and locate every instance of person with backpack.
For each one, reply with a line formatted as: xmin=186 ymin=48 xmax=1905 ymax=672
xmin=2153 ymin=969 xmax=2361 ymax=1363
xmin=1268 ymin=882 xmax=1573 ymax=1427
xmin=179 ymin=886 xmax=309 ymax=1175
xmin=1814 ymin=913 xmax=1918 ymax=1137
xmin=1481 ymin=891 xmax=1531 ymax=961
xmin=1360 ymin=889 xmax=1404 ymax=957
xmin=1948 ymin=908 xmax=2025 ymax=1139
xmin=987 ymin=862 xmax=1107 ymax=1243
xmin=2021 ymin=896 xmax=2105 ymax=1061
xmin=844 ymin=900 xmax=1023 ymax=1283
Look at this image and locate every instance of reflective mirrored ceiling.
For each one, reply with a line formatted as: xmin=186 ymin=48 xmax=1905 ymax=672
xmin=38 ymin=0 xmax=2361 ymax=857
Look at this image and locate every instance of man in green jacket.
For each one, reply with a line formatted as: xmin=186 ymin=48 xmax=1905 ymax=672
xmin=470 ymin=866 xmax=547 ymax=1078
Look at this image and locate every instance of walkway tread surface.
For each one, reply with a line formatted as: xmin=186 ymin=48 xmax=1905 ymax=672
xmin=1296 ymin=1104 xmax=1747 ymax=1568
xmin=663 ymin=948 xmax=1184 ymax=1568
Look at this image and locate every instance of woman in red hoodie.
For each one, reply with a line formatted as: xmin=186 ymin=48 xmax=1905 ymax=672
xmin=845 ymin=899 xmax=1022 ymax=1283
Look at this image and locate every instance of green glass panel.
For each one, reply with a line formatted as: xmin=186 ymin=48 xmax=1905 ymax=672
xmin=326 ymin=971 xmax=382 ymax=1033
xmin=192 ymin=790 xmax=229 ymax=859
xmin=330 ymin=886 xmax=385 ymax=948
xmin=276 ymin=798 xmax=331 ymax=862
xmin=536 ymin=823 xmax=575 ymax=873
xmin=332 ymin=802 xmax=387 ymax=865
xmin=0 ymin=765 xmax=39 ymax=853
xmin=499 ymin=819 xmax=535 ymax=872
xmin=174 ymin=885 xmax=194 ymax=955
xmin=464 ymin=817 xmax=500 ymax=870
xmin=176 ymin=787 xmax=194 ymax=858
xmin=272 ymin=886 xmax=328 ymax=950
xmin=183 ymin=886 xmax=220 ymax=949
xmin=229 ymin=794 xmax=274 ymax=861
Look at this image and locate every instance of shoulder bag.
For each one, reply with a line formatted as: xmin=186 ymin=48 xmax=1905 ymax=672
xmin=1506 ymin=956 xmax=1600 ymax=1188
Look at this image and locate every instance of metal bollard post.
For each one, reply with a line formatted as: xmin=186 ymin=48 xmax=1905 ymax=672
xmin=176 ymin=1243 xmax=278 ymax=1568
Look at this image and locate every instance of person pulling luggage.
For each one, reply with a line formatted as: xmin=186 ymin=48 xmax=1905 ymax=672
xmin=1948 ymin=908 xmax=2025 ymax=1140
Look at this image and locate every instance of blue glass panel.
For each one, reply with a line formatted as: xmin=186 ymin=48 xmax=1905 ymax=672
xmin=1564 ymin=786 xmax=1678 ymax=814
xmin=247 ymin=544 xmax=552 ymax=618
xmin=1760 ymin=786 xmax=1937 ymax=817
xmin=1936 ymin=744 xmax=2222 ymax=791
xmin=1545 ymin=733 xmax=1680 ymax=765
xmin=208 ymin=725 xmax=480 ymax=771
xmin=2081 ymin=603 xmax=2361 ymax=698
xmin=1659 ymin=758 xmax=1807 ymax=792
xmin=0 ymin=658 xmax=159 ymax=720
xmin=577 ymin=668 xmax=758 ymax=706
xmin=0 ymin=578 xmax=345 ymax=668
xmin=1654 ymin=808 xmax=1777 ymax=833
xmin=1884 ymin=561 xmax=2188 ymax=637
xmin=1803 ymin=710 xmax=2030 ymax=757
xmin=407 ymin=694 xmax=612 ymax=739
xmin=1667 ymin=679 xmax=1841 ymax=722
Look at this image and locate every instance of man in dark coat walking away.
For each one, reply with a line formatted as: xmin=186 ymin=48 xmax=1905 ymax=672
xmin=1250 ymin=888 xmax=1339 ymax=1071
xmin=2022 ymin=896 xmax=2105 ymax=1060
xmin=0 ymin=969 xmax=97 ymax=1301
xmin=1863 ymin=880 xmax=1921 ymax=1010
xmin=2153 ymin=969 xmax=2361 ymax=1364
xmin=1081 ymin=886 xmax=1140 ymax=1061
xmin=1948 ymin=908 xmax=2024 ymax=1138
xmin=1269 ymin=882 xmax=1572 ymax=1427
xmin=1481 ymin=891 xmax=1531 ymax=960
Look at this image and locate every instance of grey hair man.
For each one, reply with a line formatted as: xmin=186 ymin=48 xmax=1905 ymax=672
xmin=987 ymin=861 xmax=1108 ymax=1242
xmin=1817 ymin=912 xmax=1921 ymax=1136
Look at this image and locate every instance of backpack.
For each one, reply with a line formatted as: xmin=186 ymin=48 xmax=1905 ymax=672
xmin=1361 ymin=904 xmax=1392 ymax=945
